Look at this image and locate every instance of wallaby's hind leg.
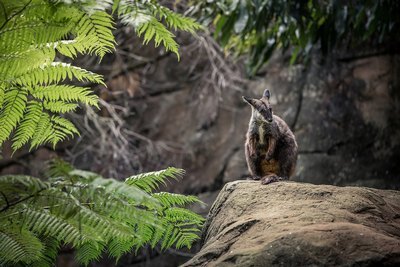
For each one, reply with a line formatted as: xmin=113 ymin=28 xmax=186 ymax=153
xmin=277 ymin=143 xmax=298 ymax=179
xmin=261 ymin=173 xmax=282 ymax=185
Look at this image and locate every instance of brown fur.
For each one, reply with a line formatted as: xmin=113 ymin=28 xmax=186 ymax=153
xmin=243 ymin=89 xmax=298 ymax=184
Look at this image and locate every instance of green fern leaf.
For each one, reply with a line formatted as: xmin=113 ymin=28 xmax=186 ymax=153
xmin=164 ymin=207 xmax=205 ymax=225
xmin=89 ymin=176 xmax=157 ymax=207
xmin=152 ymin=192 xmax=204 ymax=208
xmin=75 ymin=11 xmax=115 ymax=58
xmin=175 ymin=230 xmax=200 ymax=249
xmin=0 ymin=83 xmax=5 ymax=108
xmin=160 ymin=224 xmax=174 ymax=250
xmin=75 ymin=242 xmax=104 ymax=266
xmin=0 ymin=162 xmax=203 ymax=266
xmin=29 ymin=113 xmax=53 ymax=149
xmin=107 ymin=238 xmax=135 ymax=260
xmin=45 ymin=158 xmax=74 ymax=178
xmin=153 ymin=5 xmax=202 ymax=33
xmin=0 ymin=227 xmax=43 ymax=265
xmin=0 ymin=174 xmax=49 ymax=192
xmin=32 ymin=84 xmax=98 ymax=107
xmin=0 ymin=87 xmax=28 ymax=144
xmin=12 ymin=101 xmax=43 ymax=150
xmin=150 ymin=223 xmax=166 ymax=248
xmin=13 ymin=62 xmax=104 ymax=87
xmin=43 ymin=101 xmax=78 ymax=113
xmin=31 ymin=237 xmax=60 ymax=267
xmin=24 ymin=206 xmax=83 ymax=246
xmin=125 ymin=167 xmax=185 ymax=193
xmin=48 ymin=119 xmax=79 ymax=148
xmin=0 ymin=48 xmax=55 ymax=80
xmin=137 ymin=18 xmax=180 ymax=58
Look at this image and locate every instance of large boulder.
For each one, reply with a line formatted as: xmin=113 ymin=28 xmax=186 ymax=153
xmin=183 ymin=181 xmax=400 ymax=267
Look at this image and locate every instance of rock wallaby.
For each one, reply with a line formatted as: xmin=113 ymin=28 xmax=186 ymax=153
xmin=243 ymin=89 xmax=298 ymax=185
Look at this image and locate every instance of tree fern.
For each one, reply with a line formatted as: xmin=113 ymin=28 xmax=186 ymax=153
xmin=0 ymin=0 xmax=200 ymax=151
xmin=0 ymin=1 xmax=204 ymax=265
xmin=0 ymin=161 xmax=204 ymax=266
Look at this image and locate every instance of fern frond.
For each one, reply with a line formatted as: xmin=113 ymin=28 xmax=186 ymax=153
xmin=43 ymin=37 xmax=97 ymax=59
xmin=107 ymin=237 xmax=135 ymax=260
xmin=0 ymin=48 xmax=55 ymax=80
xmin=152 ymin=192 xmax=204 ymax=208
xmin=159 ymin=223 xmax=174 ymax=250
xmin=116 ymin=0 xmax=202 ymax=58
xmin=149 ymin=222 xmax=166 ymax=248
xmin=0 ymin=83 xmax=4 ymax=108
xmin=164 ymin=207 xmax=205 ymax=225
xmin=43 ymin=101 xmax=78 ymax=113
xmin=174 ymin=229 xmax=201 ymax=249
xmin=46 ymin=158 xmax=74 ymax=178
xmin=75 ymin=241 xmax=105 ymax=266
xmin=0 ymin=87 xmax=28 ymax=144
xmin=0 ymin=174 xmax=49 ymax=194
xmin=29 ymin=113 xmax=53 ymax=149
xmin=0 ymin=22 xmax=71 ymax=54
xmin=0 ymin=227 xmax=43 ymax=265
xmin=23 ymin=206 xmax=84 ymax=246
xmin=31 ymin=237 xmax=60 ymax=267
xmin=31 ymin=85 xmax=98 ymax=107
xmin=136 ymin=17 xmax=180 ymax=58
xmin=89 ymin=176 xmax=158 ymax=207
xmin=13 ymin=62 xmax=104 ymax=87
xmin=125 ymin=167 xmax=185 ymax=193
xmin=152 ymin=5 xmax=202 ymax=33
xmin=75 ymin=11 xmax=115 ymax=58
xmin=12 ymin=101 xmax=43 ymax=150
xmin=0 ymin=163 xmax=203 ymax=266
xmin=51 ymin=116 xmax=80 ymax=137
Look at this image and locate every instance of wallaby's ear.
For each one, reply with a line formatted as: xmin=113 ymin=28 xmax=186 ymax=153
xmin=242 ymin=96 xmax=254 ymax=106
xmin=263 ymin=89 xmax=270 ymax=99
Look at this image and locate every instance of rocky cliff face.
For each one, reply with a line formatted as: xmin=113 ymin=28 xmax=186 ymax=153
xmin=125 ymin=52 xmax=400 ymax=193
xmin=183 ymin=181 xmax=400 ymax=267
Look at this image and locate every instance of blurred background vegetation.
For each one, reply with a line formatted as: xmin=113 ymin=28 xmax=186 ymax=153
xmin=1 ymin=0 xmax=399 ymax=266
xmin=194 ymin=0 xmax=400 ymax=74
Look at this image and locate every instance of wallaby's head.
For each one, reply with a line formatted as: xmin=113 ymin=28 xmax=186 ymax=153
xmin=242 ymin=89 xmax=273 ymax=123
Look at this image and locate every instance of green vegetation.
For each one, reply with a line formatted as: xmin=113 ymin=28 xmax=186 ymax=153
xmin=195 ymin=0 xmax=400 ymax=75
xmin=0 ymin=0 xmax=204 ymax=265
xmin=0 ymin=161 xmax=204 ymax=266
xmin=0 ymin=0 xmax=201 ymax=150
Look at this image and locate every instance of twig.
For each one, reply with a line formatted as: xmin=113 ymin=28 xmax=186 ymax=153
xmin=0 ymin=187 xmax=47 ymax=212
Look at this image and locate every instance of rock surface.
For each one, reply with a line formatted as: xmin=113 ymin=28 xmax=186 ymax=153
xmin=183 ymin=181 xmax=400 ymax=267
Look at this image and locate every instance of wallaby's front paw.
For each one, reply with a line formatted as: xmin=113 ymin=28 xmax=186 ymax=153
xmin=247 ymin=175 xmax=261 ymax=181
xmin=261 ymin=175 xmax=282 ymax=185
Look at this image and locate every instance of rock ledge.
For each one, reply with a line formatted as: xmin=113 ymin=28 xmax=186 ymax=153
xmin=183 ymin=181 xmax=400 ymax=267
